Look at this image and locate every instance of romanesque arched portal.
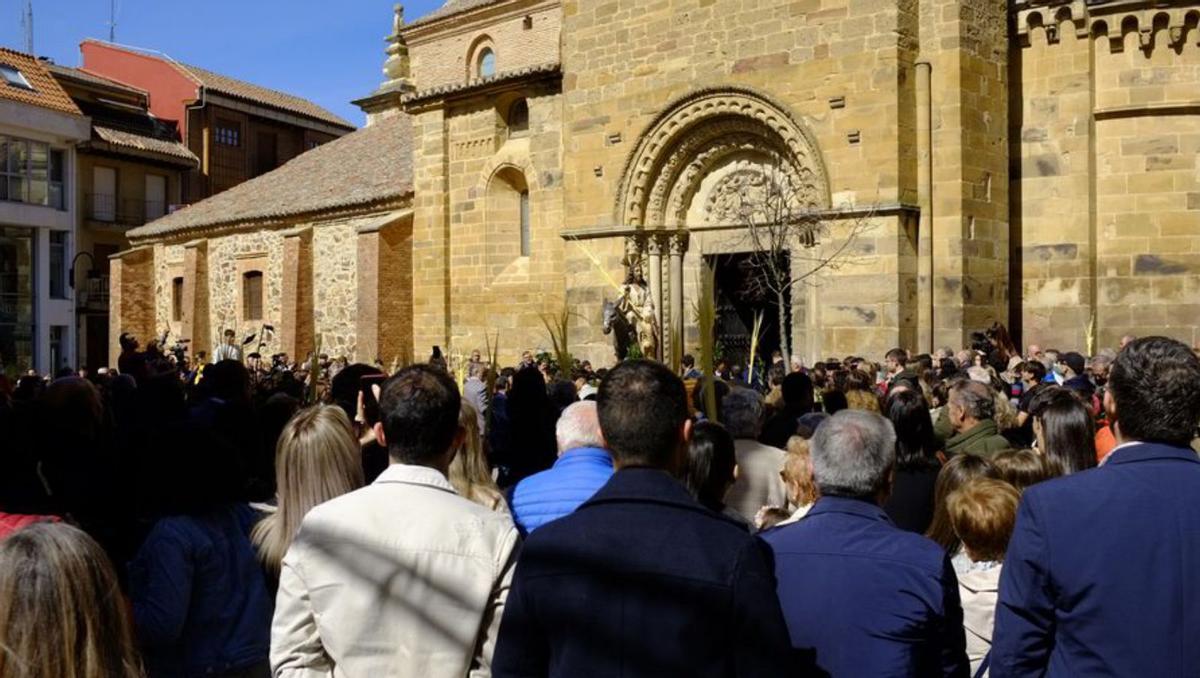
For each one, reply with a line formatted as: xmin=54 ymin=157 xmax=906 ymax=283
xmin=614 ymin=88 xmax=831 ymax=364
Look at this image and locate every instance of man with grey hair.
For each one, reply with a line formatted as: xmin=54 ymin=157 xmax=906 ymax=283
xmin=721 ymin=387 xmax=787 ymax=523
xmin=509 ymin=401 xmax=613 ymax=535
xmin=763 ymin=410 xmax=970 ymax=677
xmin=945 ymin=378 xmax=1012 ymax=458
xmin=463 ymin=359 xmax=489 ymax=434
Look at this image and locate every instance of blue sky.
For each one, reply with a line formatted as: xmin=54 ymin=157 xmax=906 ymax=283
xmin=1 ymin=0 xmax=446 ymax=127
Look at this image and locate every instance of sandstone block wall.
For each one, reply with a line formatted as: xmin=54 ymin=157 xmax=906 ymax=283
xmin=1014 ymin=4 xmax=1200 ymax=350
xmin=408 ymin=1 xmax=561 ymax=90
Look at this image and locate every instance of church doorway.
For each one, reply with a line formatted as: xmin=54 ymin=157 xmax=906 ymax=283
xmin=707 ymin=252 xmax=789 ymax=379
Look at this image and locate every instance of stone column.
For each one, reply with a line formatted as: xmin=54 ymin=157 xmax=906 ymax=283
xmin=647 ymin=233 xmax=665 ymax=361
xmin=279 ymin=227 xmax=314 ymax=362
xmin=916 ymin=60 xmax=934 ymax=354
xmin=668 ymin=231 xmax=689 ymax=370
xmin=108 ymin=246 xmax=155 ymax=368
xmin=181 ymin=239 xmax=209 ymax=357
xmin=358 ymin=213 xmax=415 ymax=366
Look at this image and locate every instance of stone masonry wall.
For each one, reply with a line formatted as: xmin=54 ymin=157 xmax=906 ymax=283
xmin=408 ymin=1 xmax=561 ymax=90
xmin=1014 ymin=8 xmax=1200 ymax=350
xmin=561 ymin=0 xmax=923 ymax=361
xmin=204 ymin=230 xmax=285 ymax=357
xmin=312 ymin=219 xmax=359 ymax=359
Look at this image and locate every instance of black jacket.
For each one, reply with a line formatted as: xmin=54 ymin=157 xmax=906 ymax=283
xmin=493 ymin=467 xmax=800 ymax=678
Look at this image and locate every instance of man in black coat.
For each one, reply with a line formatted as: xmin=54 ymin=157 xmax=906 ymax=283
xmin=493 ymin=360 xmax=798 ymax=678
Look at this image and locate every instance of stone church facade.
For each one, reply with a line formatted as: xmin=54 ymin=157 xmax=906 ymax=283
xmin=115 ymin=0 xmax=1200 ymax=367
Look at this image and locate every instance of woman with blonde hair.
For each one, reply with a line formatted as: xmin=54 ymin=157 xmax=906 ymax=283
xmin=845 ymin=388 xmax=882 ymax=413
xmin=0 ymin=522 xmax=142 ymax=678
xmin=451 ymin=400 xmax=507 ymax=512
xmin=252 ymin=405 xmax=364 ymax=581
xmin=759 ymin=436 xmax=821 ymax=529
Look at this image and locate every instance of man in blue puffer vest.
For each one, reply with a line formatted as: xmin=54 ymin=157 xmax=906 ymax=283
xmin=510 ymin=400 xmax=613 ymax=535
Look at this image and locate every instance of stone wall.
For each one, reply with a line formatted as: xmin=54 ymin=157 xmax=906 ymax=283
xmin=407 ymin=1 xmax=561 ymax=90
xmin=559 ymin=0 xmax=936 ymax=361
xmin=312 ymin=219 xmax=359 ymax=359
xmin=1013 ymin=4 xmax=1200 ymax=349
xmin=202 ymin=230 xmax=286 ymax=357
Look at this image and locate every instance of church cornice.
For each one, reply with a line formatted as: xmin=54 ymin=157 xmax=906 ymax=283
xmin=401 ymin=62 xmax=561 ymax=111
xmin=1014 ymin=0 xmax=1200 ymax=50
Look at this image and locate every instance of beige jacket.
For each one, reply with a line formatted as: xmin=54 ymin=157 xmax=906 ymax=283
xmin=958 ymin=562 xmax=1002 ymax=678
xmin=270 ymin=464 xmax=520 ymax=678
xmin=726 ymin=439 xmax=787 ymax=523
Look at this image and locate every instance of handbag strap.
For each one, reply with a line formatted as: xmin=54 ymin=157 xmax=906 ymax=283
xmin=974 ymin=651 xmax=991 ymax=678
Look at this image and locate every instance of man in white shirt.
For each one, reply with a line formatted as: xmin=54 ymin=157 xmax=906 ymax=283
xmin=271 ymin=365 xmax=520 ymax=678
xmin=213 ymin=329 xmax=242 ymax=363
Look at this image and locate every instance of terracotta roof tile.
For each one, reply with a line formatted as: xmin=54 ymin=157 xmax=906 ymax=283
xmin=44 ymin=62 xmax=147 ymax=98
xmin=172 ymin=62 xmax=356 ymax=130
xmin=403 ymin=62 xmax=560 ymax=105
xmin=92 ymin=126 xmax=199 ymax=166
xmin=0 ymin=48 xmax=83 ymax=116
xmin=128 ymin=113 xmax=412 ymax=242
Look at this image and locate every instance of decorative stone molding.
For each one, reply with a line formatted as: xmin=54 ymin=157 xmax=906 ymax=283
xmin=668 ymin=231 xmax=690 ymax=257
xmin=1015 ymin=0 xmax=1200 ymax=51
xmin=615 ymin=87 xmax=830 ymax=229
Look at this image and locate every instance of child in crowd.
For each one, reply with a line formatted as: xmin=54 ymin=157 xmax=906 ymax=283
xmin=947 ymin=477 xmax=1022 ymax=678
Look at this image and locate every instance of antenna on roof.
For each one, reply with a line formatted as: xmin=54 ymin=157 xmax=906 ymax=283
xmin=21 ymin=0 xmax=34 ymax=54
xmin=108 ymin=0 xmax=117 ymax=42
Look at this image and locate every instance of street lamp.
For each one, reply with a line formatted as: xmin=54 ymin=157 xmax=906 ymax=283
xmin=69 ymin=251 xmax=96 ymax=289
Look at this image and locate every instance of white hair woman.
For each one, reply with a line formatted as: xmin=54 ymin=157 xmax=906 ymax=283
xmin=252 ymin=405 xmax=365 ymax=582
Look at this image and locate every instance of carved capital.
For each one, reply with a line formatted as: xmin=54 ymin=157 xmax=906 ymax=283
xmin=646 ymin=233 xmax=666 ymax=256
xmin=668 ymin=231 xmax=690 ymax=257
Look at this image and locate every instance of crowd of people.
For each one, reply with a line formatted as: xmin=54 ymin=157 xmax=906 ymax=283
xmin=2 ymin=324 xmax=1200 ymax=677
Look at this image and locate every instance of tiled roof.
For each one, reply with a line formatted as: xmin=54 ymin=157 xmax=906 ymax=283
xmin=0 ymin=48 xmax=83 ymax=116
xmin=44 ymin=62 xmax=147 ymax=98
xmin=92 ymin=126 xmax=199 ymax=166
xmin=128 ymin=113 xmax=412 ymax=242
xmin=408 ymin=0 xmax=503 ymax=27
xmin=404 ymin=62 xmax=560 ymax=105
xmin=172 ymin=62 xmax=356 ymax=130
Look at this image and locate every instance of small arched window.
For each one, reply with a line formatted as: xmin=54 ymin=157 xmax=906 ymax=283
xmin=477 ymin=48 xmax=496 ymax=78
xmin=508 ymin=98 xmax=529 ymax=134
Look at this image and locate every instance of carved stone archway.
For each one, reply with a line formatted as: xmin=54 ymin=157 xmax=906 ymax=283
xmin=613 ymin=87 xmax=830 ymax=366
xmin=615 ymin=87 xmax=830 ymax=228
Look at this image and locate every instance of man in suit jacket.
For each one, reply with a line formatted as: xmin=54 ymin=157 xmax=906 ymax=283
xmin=271 ymin=365 xmax=519 ymax=678
xmin=992 ymin=336 xmax=1200 ymax=676
xmin=763 ymin=409 xmax=970 ymax=677
xmin=492 ymin=360 xmax=795 ymax=678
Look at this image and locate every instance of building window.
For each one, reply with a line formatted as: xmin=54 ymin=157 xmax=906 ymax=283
xmin=215 ymin=120 xmax=241 ymax=147
xmin=49 ymin=325 xmax=66 ymax=372
xmin=508 ymin=99 xmax=529 ymax=135
xmin=519 ymin=190 xmax=531 ymax=257
xmin=172 ymin=277 xmax=184 ymax=322
xmin=0 ymin=64 xmax=33 ymax=90
xmin=0 ymin=227 xmax=36 ymax=371
xmin=49 ymin=231 xmax=67 ymax=299
xmin=242 ymin=270 xmax=263 ymax=321
xmin=49 ymin=149 xmax=64 ymax=210
xmin=0 ymin=135 xmax=65 ymax=209
xmin=254 ymin=132 xmax=278 ymax=176
xmin=478 ymin=48 xmax=496 ymax=78
xmin=145 ymin=174 xmax=167 ymax=221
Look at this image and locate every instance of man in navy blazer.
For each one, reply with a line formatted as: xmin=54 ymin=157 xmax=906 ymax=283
xmin=492 ymin=360 xmax=797 ymax=678
xmin=992 ymin=336 xmax=1200 ymax=676
xmin=763 ymin=409 xmax=970 ymax=677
